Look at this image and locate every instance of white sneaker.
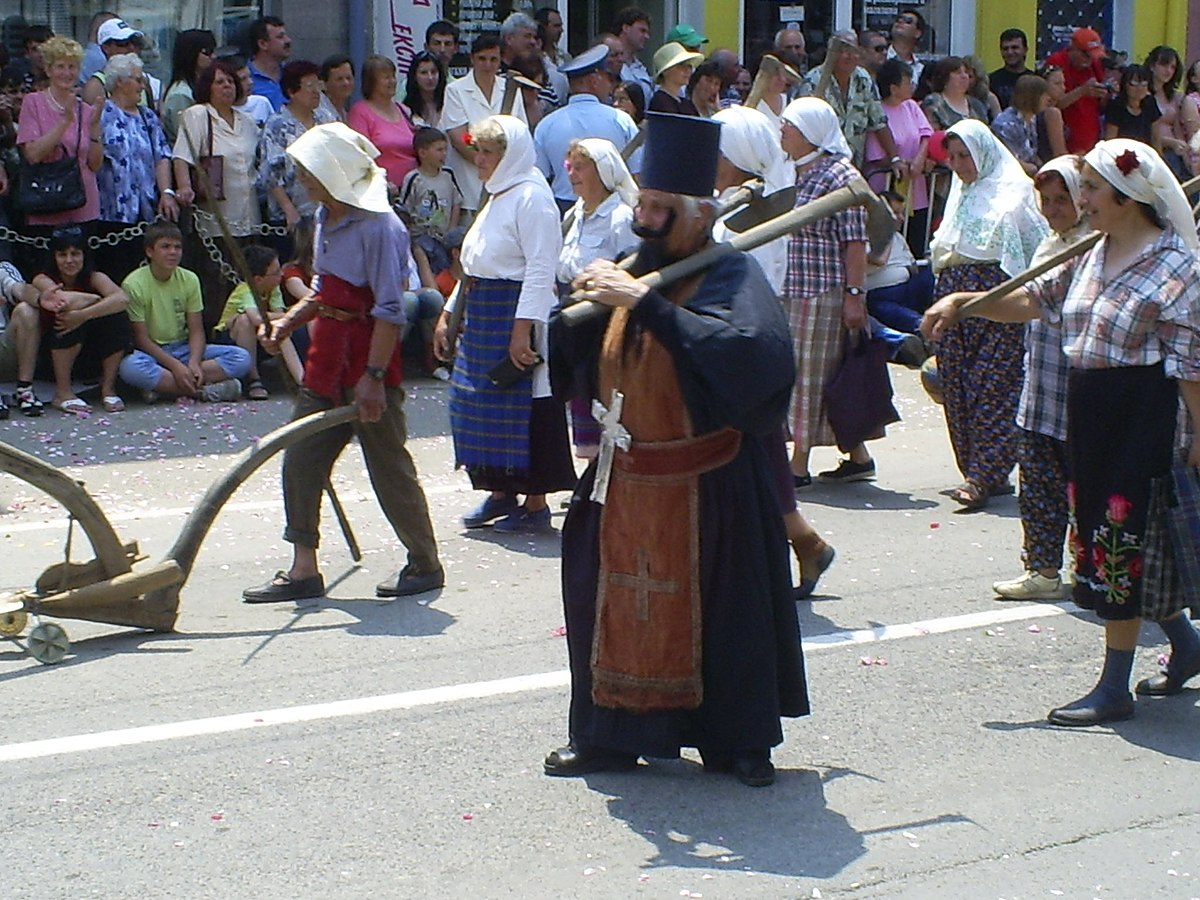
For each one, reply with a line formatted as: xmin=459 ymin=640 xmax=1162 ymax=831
xmin=992 ymin=571 xmax=1063 ymax=600
xmin=198 ymin=378 xmax=242 ymax=403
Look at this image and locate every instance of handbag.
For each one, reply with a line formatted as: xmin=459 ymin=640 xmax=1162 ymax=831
xmin=822 ymin=330 xmax=900 ymax=453
xmin=17 ymin=100 xmax=85 ymax=214
xmin=192 ymin=111 xmax=225 ymax=203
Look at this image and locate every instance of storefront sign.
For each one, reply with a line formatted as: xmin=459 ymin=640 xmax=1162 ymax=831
xmin=376 ymin=0 xmax=444 ymax=75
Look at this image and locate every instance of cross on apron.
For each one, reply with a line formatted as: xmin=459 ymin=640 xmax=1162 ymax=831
xmin=589 ymin=388 xmax=631 ymax=505
xmin=607 ymin=546 xmax=680 ymax=621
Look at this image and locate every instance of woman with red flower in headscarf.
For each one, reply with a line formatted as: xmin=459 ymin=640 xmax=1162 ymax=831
xmin=924 ymin=138 xmax=1200 ymax=728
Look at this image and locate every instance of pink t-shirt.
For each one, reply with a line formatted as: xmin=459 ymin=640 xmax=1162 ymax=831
xmin=16 ymin=91 xmax=100 ymax=226
xmin=864 ymin=99 xmax=933 ymax=211
xmin=347 ymin=100 xmax=417 ymax=187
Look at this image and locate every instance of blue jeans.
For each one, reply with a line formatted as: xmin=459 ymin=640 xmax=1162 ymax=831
xmin=118 ymin=340 xmax=251 ymax=391
xmin=401 ymin=288 xmax=445 ymax=338
xmin=867 ymin=265 xmax=935 ymax=335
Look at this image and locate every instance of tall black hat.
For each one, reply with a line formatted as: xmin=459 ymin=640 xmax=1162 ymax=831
xmin=640 ymin=112 xmax=721 ymax=198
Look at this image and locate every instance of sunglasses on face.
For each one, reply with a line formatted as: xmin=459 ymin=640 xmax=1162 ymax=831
xmin=898 ymin=15 xmax=918 ymax=24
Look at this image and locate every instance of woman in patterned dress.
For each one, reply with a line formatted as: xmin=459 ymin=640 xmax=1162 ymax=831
xmin=992 ymin=155 xmax=1090 ymax=601
xmin=927 ymin=119 xmax=1047 ymax=510
xmin=925 ymin=139 xmax=1200 ymax=726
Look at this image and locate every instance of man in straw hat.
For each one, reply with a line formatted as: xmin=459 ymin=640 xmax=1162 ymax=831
xmin=242 ymin=122 xmax=443 ymax=604
xmin=544 ymin=112 xmax=810 ymax=787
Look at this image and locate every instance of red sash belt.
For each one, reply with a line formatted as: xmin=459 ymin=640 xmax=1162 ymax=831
xmin=302 ymin=273 xmax=402 ymax=397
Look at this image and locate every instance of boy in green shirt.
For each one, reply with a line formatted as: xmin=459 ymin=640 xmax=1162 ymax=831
xmin=118 ymin=222 xmax=251 ymax=403
xmin=211 ymin=245 xmax=303 ymax=398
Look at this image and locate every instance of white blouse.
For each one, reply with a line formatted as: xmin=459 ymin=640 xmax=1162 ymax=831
xmin=458 ymin=176 xmax=561 ymax=397
xmin=173 ymin=104 xmax=262 ymax=237
xmin=557 ymin=192 xmax=636 ymax=284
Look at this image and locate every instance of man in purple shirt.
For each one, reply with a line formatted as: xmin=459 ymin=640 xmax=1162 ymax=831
xmin=243 ymin=123 xmax=443 ymax=604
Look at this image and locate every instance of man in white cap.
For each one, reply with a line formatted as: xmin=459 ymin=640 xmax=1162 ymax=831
xmin=243 ymin=123 xmax=443 ymax=604
xmin=534 ymin=44 xmax=640 ymax=212
xmin=82 ymin=18 xmax=149 ymax=106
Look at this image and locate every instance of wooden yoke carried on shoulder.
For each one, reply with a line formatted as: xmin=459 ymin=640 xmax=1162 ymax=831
xmin=558 ymin=175 xmax=882 ymax=326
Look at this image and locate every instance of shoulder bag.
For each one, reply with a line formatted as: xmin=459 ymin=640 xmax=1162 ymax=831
xmin=192 ymin=109 xmax=225 ymax=203
xmin=17 ymin=98 xmax=86 ymax=214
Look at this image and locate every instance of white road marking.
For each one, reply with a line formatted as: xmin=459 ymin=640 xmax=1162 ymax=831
xmin=0 ymin=603 xmax=1067 ymax=764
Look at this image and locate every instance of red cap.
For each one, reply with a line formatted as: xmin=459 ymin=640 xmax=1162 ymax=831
xmin=1071 ymin=27 xmax=1105 ymax=60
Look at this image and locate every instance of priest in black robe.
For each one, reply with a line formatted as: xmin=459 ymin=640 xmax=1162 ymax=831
xmin=545 ymin=112 xmax=810 ymax=787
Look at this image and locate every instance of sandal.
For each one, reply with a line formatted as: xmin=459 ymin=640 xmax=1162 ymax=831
xmin=53 ymin=397 xmax=92 ymax=416
xmin=950 ymin=481 xmax=989 ymax=512
xmin=14 ymin=386 xmax=43 ymax=417
xmin=246 ymin=379 xmax=270 ymax=401
xmin=102 ymin=395 xmax=125 ymax=413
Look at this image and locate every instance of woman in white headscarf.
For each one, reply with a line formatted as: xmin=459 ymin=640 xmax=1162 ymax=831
xmin=712 ymin=104 xmax=793 ymax=293
xmin=434 ymin=114 xmax=575 ymax=534
xmin=775 ymin=97 xmax=868 ymax=594
xmin=780 ymin=98 xmax=877 ymax=497
xmin=926 ymin=118 xmax=1048 ymax=511
xmin=925 ymin=138 xmax=1200 ymax=727
xmin=557 ymin=138 xmax=637 ymax=287
xmin=993 ymin=155 xmax=1090 ymax=601
xmin=556 ymin=137 xmax=637 ymax=458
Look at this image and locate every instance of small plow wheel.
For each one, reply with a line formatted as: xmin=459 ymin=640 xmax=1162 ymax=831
xmin=27 ymin=622 xmax=69 ymax=665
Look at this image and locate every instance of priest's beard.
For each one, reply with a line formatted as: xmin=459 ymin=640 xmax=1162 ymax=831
xmin=632 ymin=208 xmax=680 ymax=267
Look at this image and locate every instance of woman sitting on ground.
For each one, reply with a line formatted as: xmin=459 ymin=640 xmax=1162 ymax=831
xmin=31 ymin=226 xmax=131 ymax=414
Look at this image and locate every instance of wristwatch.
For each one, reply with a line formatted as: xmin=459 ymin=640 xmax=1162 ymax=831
xmin=364 ymin=365 xmax=386 ymax=381
xmin=844 ymin=286 xmax=865 ymax=296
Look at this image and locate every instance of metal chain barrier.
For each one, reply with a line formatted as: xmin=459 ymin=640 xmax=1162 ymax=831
xmin=87 ymin=221 xmax=149 ymax=248
xmin=0 ymin=225 xmax=50 ymax=250
xmin=191 ymin=208 xmax=289 ymax=284
xmin=0 ymin=210 xmax=288 ymax=281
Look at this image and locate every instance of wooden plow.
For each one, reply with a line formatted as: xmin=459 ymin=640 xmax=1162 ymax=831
xmin=0 ymin=404 xmax=358 ymax=664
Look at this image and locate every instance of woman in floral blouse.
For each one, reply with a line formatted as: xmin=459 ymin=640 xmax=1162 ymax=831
xmin=258 ymin=60 xmax=335 ymax=232
xmin=97 ymin=56 xmax=177 ymax=224
xmin=97 ymin=53 xmax=177 ymax=279
xmin=924 ymin=139 xmax=1200 ymax=727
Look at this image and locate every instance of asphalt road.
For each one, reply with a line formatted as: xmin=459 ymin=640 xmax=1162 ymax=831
xmin=1 ymin=371 xmax=1197 ymax=900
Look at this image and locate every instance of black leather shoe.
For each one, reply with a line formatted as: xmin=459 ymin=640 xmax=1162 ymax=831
xmin=733 ymin=754 xmax=775 ymax=787
xmin=1047 ymin=692 xmax=1135 ymax=727
xmin=543 ymin=744 xmax=639 ymax=777
xmin=376 ymin=565 xmax=445 ymax=597
xmin=243 ymin=571 xmax=325 ymax=603
xmin=1135 ymin=655 xmax=1200 ymax=696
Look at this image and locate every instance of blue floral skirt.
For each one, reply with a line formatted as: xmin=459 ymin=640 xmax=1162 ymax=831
xmin=1067 ymin=363 xmax=1178 ymax=620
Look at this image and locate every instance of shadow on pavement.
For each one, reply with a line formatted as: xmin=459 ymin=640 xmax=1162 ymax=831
xmin=583 ymin=762 xmax=973 ymax=879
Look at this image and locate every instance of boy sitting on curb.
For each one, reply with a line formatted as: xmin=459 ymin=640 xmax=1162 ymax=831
xmin=118 ymin=222 xmax=251 ymax=403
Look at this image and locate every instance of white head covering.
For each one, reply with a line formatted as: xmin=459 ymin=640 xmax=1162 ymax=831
xmin=1035 ymin=155 xmax=1082 ymax=220
xmin=1083 ymin=139 xmax=1200 ymax=250
xmin=479 ymin=115 xmax=542 ymax=196
xmin=712 ymin=105 xmax=794 ymax=194
xmin=575 ymin=138 xmax=638 ymax=208
xmin=285 ymin=122 xmax=391 ymax=213
xmin=929 ymin=119 xmax=1049 ymax=277
xmin=1030 ymin=155 xmax=1091 ymax=262
xmin=780 ymin=97 xmax=852 ymax=165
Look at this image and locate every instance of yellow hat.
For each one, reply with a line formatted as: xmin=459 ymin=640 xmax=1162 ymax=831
xmin=285 ymin=122 xmax=391 ymax=213
xmin=652 ymin=41 xmax=704 ymax=81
